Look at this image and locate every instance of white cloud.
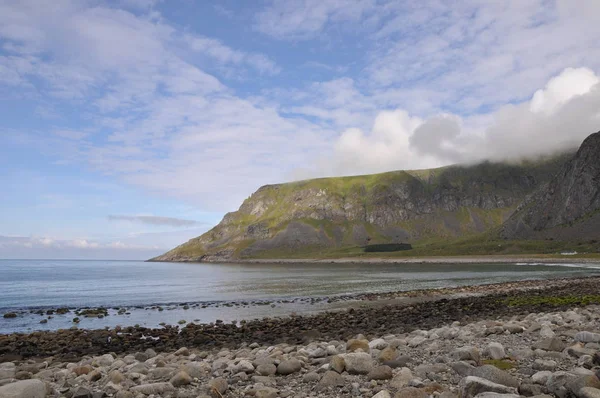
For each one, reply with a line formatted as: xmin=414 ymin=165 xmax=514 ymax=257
xmin=315 ymin=67 xmax=600 ymax=176
xmin=255 ymin=0 xmax=376 ymax=39
xmin=107 ymin=215 xmax=203 ymax=227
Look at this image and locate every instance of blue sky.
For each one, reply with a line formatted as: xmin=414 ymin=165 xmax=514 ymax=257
xmin=1 ymin=0 xmax=600 ymax=259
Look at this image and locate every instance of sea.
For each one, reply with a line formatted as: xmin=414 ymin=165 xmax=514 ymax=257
xmin=2 ymin=259 xmax=600 ymax=334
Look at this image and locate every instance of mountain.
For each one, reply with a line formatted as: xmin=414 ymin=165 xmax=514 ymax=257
xmin=501 ymin=131 xmax=600 ymax=241
xmin=151 ymin=151 xmax=575 ymax=262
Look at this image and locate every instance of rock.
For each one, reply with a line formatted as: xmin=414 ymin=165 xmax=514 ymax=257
xmin=546 ymin=371 xmax=576 ymax=395
xmin=3 ymin=313 xmax=17 ymax=318
xmin=533 ymin=338 xmax=566 ymax=352
xmin=579 ymin=387 xmax=600 ymax=398
xmin=256 ymin=364 xmax=276 ymax=376
xmin=347 ymin=339 xmax=370 ymax=353
xmin=88 ymin=369 xmax=102 ymax=381
xmin=148 ymin=367 xmax=174 ymax=381
xmin=72 ymin=386 xmax=92 ymax=398
xmin=170 ymin=370 xmax=192 ymax=387
xmin=72 ymin=365 xmax=93 ymax=376
xmin=207 ymin=378 xmax=228 ymax=396
xmin=372 ymin=391 xmax=392 ymax=398
xmin=181 ymin=362 xmax=206 ymax=379
xmin=255 ymin=387 xmax=279 ymax=398
xmin=533 ymin=359 xmax=557 ymax=371
xmin=369 ymin=338 xmax=389 ymax=350
xmin=540 ymin=325 xmax=555 ymax=338
xmin=317 ymin=370 xmax=345 ymax=390
xmin=303 ymin=372 xmax=320 ymax=382
xmin=503 ymin=324 xmax=524 ymax=334
xmin=95 ymin=354 xmax=114 ymax=367
xmin=486 ymin=343 xmax=506 ymax=360
xmin=390 ymin=367 xmax=413 ymax=390
xmin=174 ymin=347 xmax=190 ymax=356
xmin=461 ymin=376 xmax=518 ymax=397
xmin=343 ymin=352 xmax=374 ymax=375
xmin=473 ymin=394 xmax=520 ymax=398
xmin=130 ymin=382 xmax=175 ymax=395
xmin=408 ymin=336 xmax=427 ymax=347
xmin=233 ymin=359 xmax=254 ymax=374
xmin=566 ymin=374 xmax=600 ymax=395
xmin=451 ymin=361 xmax=476 ymax=377
xmin=575 ymin=332 xmax=600 ymax=343
xmin=471 ymin=365 xmax=519 ymax=388
xmin=532 ymin=371 xmax=553 ymax=385
xmin=330 ymin=355 xmax=345 ymax=373
xmin=367 ymin=365 xmax=393 ymax=380
xmin=519 ymin=383 xmax=544 ymax=396
xmin=379 ymin=346 xmax=398 ymax=362
xmin=451 ymin=347 xmax=480 ymax=363
xmin=393 ymin=387 xmax=428 ymax=398
xmin=277 ymin=359 xmax=302 ymax=375
xmin=109 ymin=370 xmax=125 ymax=384
xmin=568 ymin=344 xmax=598 ymax=358
xmin=0 ymin=380 xmax=46 ymax=398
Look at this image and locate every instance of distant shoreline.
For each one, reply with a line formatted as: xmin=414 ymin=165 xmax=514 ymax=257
xmin=158 ymin=254 xmax=600 ymax=265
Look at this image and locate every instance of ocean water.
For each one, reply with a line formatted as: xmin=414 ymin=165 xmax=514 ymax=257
xmin=1 ymin=259 xmax=599 ymax=333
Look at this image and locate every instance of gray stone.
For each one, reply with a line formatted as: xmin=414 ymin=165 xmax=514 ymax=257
xmin=566 ymin=375 xmax=600 ymax=395
xmin=256 ymin=364 xmax=276 ymax=376
xmin=451 ymin=347 xmax=480 ymax=363
xmin=532 ymin=371 xmax=553 ymax=385
xmin=95 ymin=354 xmax=114 ymax=367
xmin=343 ymin=352 xmax=374 ymax=375
xmin=546 ymin=371 xmax=576 ymax=394
xmin=276 ymin=359 xmax=302 ymax=375
xmin=302 ymin=372 xmax=320 ymax=382
xmin=372 ymin=391 xmax=392 ymax=398
xmin=367 ymin=365 xmax=393 ymax=380
xmin=575 ymin=332 xmax=600 ymax=343
xmin=451 ymin=361 xmax=476 ymax=377
xmin=0 ymin=379 xmax=46 ymax=398
xmin=72 ymin=386 xmax=92 ymax=398
xmin=317 ymin=370 xmax=345 ymax=390
xmin=567 ymin=344 xmax=597 ymax=358
xmin=233 ymin=359 xmax=254 ymax=374
xmin=130 ymin=382 xmax=175 ymax=395
xmin=579 ymin=387 xmax=600 ymax=398
xmin=389 ymin=367 xmax=413 ymax=390
xmin=473 ymin=394 xmax=520 ymax=398
xmin=174 ymin=347 xmax=190 ymax=356
xmin=471 ymin=365 xmax=519 ymax=388
xmin=461 ymin=376 xmax=518 ymax=397
xmin=533 ymin=338 xmax=566 ymax=352
xmin=533 ymin=359 xmax=557 ymax=371
xmin=486 ymin=343 xmax=506 ymax=360
xmin=181 ymin=362 xmax=206 ymax=379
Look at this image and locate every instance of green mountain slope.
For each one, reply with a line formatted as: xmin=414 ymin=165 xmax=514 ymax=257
xmin=151 ymin=152 xmax=574 ymax=262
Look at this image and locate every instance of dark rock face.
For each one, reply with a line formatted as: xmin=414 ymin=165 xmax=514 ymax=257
xmin=502 ymin=131 xmax=600 ymax=240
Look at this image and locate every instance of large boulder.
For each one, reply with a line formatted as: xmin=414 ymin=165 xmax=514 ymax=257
xmin=471 ymin=365 xmax=519 ymax=388
xmin=343 ymin=353 xmax=374 ymax=375
xmin=0 ymin=380 xmax=46 ymax=398
xmin=460 ymin=376 xmax=518 ymax=397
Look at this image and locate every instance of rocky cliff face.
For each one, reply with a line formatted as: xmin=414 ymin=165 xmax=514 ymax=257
xmin=152 ymin=152 xmax=573 ymax=262
xmin=501 ymin=131 xmax=600 ymax=240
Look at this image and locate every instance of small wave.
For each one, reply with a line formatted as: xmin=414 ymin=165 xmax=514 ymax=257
xmin=515 ymin=262 xmax=600 ymax=269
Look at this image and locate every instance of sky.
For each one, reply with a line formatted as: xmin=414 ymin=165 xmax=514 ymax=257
xmin=1 ymin=0 xmax=600 ymax=260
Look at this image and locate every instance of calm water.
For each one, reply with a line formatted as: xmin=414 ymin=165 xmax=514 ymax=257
xmin=1 ymin=259 xmax=600 ymax=333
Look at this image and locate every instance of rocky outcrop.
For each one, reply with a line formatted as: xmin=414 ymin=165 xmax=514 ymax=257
xmin=501 ymin=131 xmax=600 ymax=240
xmin=152 ymin=152 xmax=575 ymax=261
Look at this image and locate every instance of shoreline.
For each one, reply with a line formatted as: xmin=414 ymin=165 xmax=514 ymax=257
xmin=1 ymin=278 xmax=600 ymax=398
xmin=2 ymin=275 xmax=600 ymax=361
xmin=157 ymin=254 xmax=600 ymax=265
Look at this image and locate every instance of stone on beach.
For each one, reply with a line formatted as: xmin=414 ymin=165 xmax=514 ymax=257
xmin=0 ymin=379 xmax=46 ymax=398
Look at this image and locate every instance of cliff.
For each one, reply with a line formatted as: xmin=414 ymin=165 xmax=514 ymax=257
xmin=151 ymin=152 xmax=574 ymax=262
xmin=501 ymin=131 xmax=600 ymax=241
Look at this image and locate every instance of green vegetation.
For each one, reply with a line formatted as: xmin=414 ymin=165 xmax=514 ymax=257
xmin=482 ymin=359 xmax=516 ymax=370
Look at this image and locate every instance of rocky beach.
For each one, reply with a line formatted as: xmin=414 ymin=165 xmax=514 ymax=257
xmin=1 ymin=276 xmax=600 ymax=398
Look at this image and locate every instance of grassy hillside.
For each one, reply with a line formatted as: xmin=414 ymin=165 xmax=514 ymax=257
xmin=152 ymin=153 xmax=575 ymax=262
